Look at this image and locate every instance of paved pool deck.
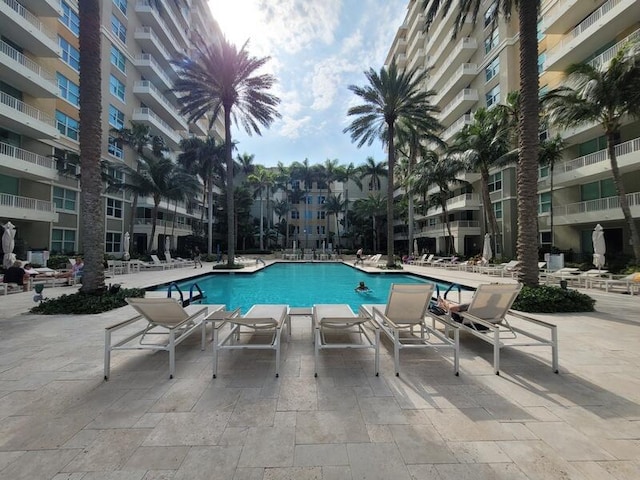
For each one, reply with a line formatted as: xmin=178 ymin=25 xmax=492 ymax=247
xmin=1 ymin=260 xmax=639 ymax=479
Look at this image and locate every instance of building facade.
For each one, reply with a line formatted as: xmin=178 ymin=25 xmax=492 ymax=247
xmin=387 ymin=0 xmax=640 ymax=261
xmin=0 ymin=0 xmax=222 ymax=262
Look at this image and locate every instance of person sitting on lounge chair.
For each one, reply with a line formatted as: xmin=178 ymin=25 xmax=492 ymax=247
xmin=437 ymin=296 xmax=468 ymax=322
xmin=2 ymin=261 xmax=29 ymax=291
xmin=354 ymin=248 xmax=364 ymax=265
xmin=355 ymin=281 xmax=371 ymax=293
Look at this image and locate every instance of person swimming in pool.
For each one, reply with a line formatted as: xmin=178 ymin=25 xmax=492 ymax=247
xmin=355 ymin=281 xmax=370 ymax=293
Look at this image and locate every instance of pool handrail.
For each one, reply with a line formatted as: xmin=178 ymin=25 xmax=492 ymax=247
xmin=166 ymin=282 xmax=185 ymax=306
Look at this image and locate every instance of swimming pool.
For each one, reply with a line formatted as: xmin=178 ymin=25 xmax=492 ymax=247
xmin=155 ymin=263 xmax=461 ymax=313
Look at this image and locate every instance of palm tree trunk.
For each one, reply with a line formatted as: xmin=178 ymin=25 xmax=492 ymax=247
xmin=386 ymin=125 xmax=396 ymax=267
xmin=259 ymin=189 xmax=264 ymax=250
xmin=480 ymin=168 xmax=499 ymax=255
xmin=78 ymin=0 xmax=104 ymax=293
xmin=148 ymin=201 xmax=160 ymax=252
xmin=224 ymin=106 xmax=235 ymax=267
xmin=516 ymin=1 xmax=541 ymax=286
xmin=608 ymin=134 xmax=640 ymax=262
xmin=550 ymin=163 xmax=555 ymax=248
xmin=207 ymin=178 xmax=213 ymax=255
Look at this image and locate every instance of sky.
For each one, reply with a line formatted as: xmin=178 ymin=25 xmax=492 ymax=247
xmin=207 ymin=0 xmax=408 ymax=168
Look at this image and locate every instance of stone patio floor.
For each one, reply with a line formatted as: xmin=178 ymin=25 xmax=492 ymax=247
xmin=1 ymin=261 xmax=639 ymax=479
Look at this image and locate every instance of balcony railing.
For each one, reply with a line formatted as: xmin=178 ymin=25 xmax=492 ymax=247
xmin=0 ymin=192 xmax=55 ymax=213
xmin=0 ymin=141 xmax=56 ymax=169
xmin=421 ymin=220 xmax=480 ymax=232
xmin=440 ymin=89 xmax=478 ymax=119
xmin=428 ymin=37 xmax=476 ymax=76
xmin=588 ymin=28 xmax=640 ymax=70
xmin=555 ymin=191 xmax=640 ymax=216
xmin=0 ymin=91 xmax=56 ymax=127
xmin=2 ymin=0 xmax=57 ymax=42
xmin=558 ymin=137 xmax=640 ymax=174
xmin=135 ymin=27 xmax=172 ymax=60
xmin=442 ymin=113 xmax=472 ymax=139
xmin=432 ymin=63 xmax=477 ymax=102
xmin=133 ymin=54 xmax=173 ymax=88
xmin=134 ymin=81 xmax=182 ymax=121
xmin=0 ymin=38 xmax=56 ymax=84
xmin=134 ymin=218 xmax=193 ymax=230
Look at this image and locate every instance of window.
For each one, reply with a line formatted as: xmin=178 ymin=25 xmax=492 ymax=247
xmin=493 ymin=201 xmax=502 ymax=220
xmin=291 ymin=210 xmax=300 ymax=219
xmin=306 ymin=196 xmax=313 ymax=204
xmin=539 ymin=165 xmax=549 ymax=179
xmin=485 ymin=84 xmax=500 ymax=108
xmin=106 ymin=232 xmax=122 ymax=253
xmin=540 ymin=231 xmax=552 ymax=244
xmin=55 ymin=111 xmax=79 ymax=140
xmin=107 ymin=166 xmax=124 ymax=183
xmin=106 ymin=198 xmax=123 ymax=218
xmin=109 ymin=105 xmax=125 ymax=129
xmin=110 ymin=44 xmax=126 ymax=73
xmin=485 ymin=56 xmax=499 ymax=82
xmin=317 ymin=195 xmax=326 ymax=204
xmin=111 ymin=15 xmax=127 ymax=43
xmin=580 ymin=179 xmax=616 ymax=201
xmin=316 ymin=226 xmax=326 ymax=235
xmin=109 ymin=74 xmax=125 ymax=101
xmin=291 ymin=180 xmax=300 ymax=189
xmin=488 ymin=171 xmax=502 ymax=192
xmin=60 ymin=1 xmax=79 ymax=36
xmin=108 ymin=136 xmax=124 ymax=159
xmin=538 ymin=192 xmax=551 ymax=213
xmin=538 ymin=52 xmax=546 ymax=74
xmin=537 ymin=19 xmax=545 ymax=42
xmin=57 ymin=73 xmax=79 ymax=106
xmin=112 ymin=0 xmax=127 ymax=15
xmin=316 ymin=211 xmax=326 ymax=220
xmin=484 ymin=1 xmax=497 ymax=27
xmin=53 ymin=186 xmax=77 ymax=211
xmin=484 ymin=28 xmax=499 ymax=54
xmin=59 ymin=37 xmax=80 ymax=71
xmin=304 ymin=211 xmax=313 ymax=220
xmin=51 ymin=229 xmax=76 ymax=253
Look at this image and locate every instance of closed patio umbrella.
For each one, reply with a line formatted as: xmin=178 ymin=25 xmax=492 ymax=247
xmin=413 ymin=239 xmax=418 ymax=256
xmin=482 ymin=233 xmax=492 ymax=263
xmin=592 ymin=224 xmax=606 ymax=271
xmin=164 ymin=236 xmax=170 ymax=253
xmin=2 ymin=221 xmax=16 ymax=268
xmin=123 ymin=232 xmax=130 ymax=261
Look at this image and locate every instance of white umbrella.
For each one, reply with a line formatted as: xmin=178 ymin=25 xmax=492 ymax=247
xmin=413 ymin=239 xmax=418 ymax=256
xmin=123 ymin=232 xmax=130 ymax=261
xmin=592 ymin=224 xmax=606 ymax=271
xmin=164 ymin=236 xmax=170 ymax=253
xmin=2 ymin=221 xmax=16 ymax=268
xmin=322 ymin=240 xmax=325 ymax=253
xmin=482 ymin=233 xmax=492 ymax=264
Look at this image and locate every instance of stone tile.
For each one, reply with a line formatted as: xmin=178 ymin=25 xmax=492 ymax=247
xmin=277 ymin=378 xmax=317 ymax=411
xmin=357 ymin=396 xmax=410 ymax=425
xmin=366 ymin=424 xmax=394 ymax=443
xmin=123 ymin=446 xmax=190 ymax=470
xmin=389 ymin=423 xmax=457 ymax=464
xmin=262 ymin=466 xmax=321 ymax=479
xmin=51 ymin=473 xmax=88 ymax=480
xmin=596 ymin=460 xmax=640 ymax=480
xmin=191 ymin=386 xmax=241 ymax=413
xmin=173 ymin=446 xmax=242 ymax=480
xmin=0 ymin=413 xmax=92 ymax=450
xmin=435 ymin=463 xmax=530 ymax=480
xmin=316 ymin=385 xmax=359 ymax=411
xmin=347 ymin=443 xmax=412 ymax=480
xmin=233 ymin=467 xmax=264 ymax=480
xmin=62 ymin=429 xmax=149 ymax=472
xmin=0 ymin=451 xmax=25 ymax=471
xmin=76 ymin=472 xmax=146 ymax=480
xmin=321 ymin=465 xmax=353 ymax=480
xmin=238 ymin=425 xmax=296 ymax=468
xmin=142 ymin=411 xmax=230 ymax=446
xmin=294 ymin=444 xmax=349 ymax=466
xmin=142 ymin=472 xmax=177 ymax=480
xmin=295 ymin=410 xmax=369 ymax=444
xmin=496 ymin=440 xmax=588 ymax=480
xmin=149 ymin=379 xmax=209 ymax=413
xmin=525 ymin=421 xmax=616 ymax=461
xmin=0 ymin=449 xmax=80 ymax=480
xmin=405 ymin=463 xmax=440 ymax=480
xmin=219 ymin=426 xmax=249 ymax=446
xmin=423 ymin=408 xmax=515 ymax=442
xmin=448 ymin=441 xmax=512 ymax=463
xmin=228 ymin=398 xmax=277 ymax=427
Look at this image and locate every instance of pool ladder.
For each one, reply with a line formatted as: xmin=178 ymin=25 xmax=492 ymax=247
xmin=435 ymin=283 xmax=463 ymax=304
xmin=166 ymin=282 xmax=205 ymax=307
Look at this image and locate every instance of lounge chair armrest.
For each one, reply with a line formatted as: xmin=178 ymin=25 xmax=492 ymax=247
xmin=458 ymin=312 xmax=499 ymax=329
xmin=232 ymin=317 xmax=280 ymax=329
xmin=208 ymin=307 xmax=241 ymax=329
xmin=106 ymin=314 xmax=144 ymax=331
xmin=430 ymin=313 xmax=459 ymax=330
xmin=317 ymin=316 xmax=378 ymax=329
xmin=507 ymin=310 xmax=557 ymax=329
xmin=371 ymin=307 xmax=401 ymax=329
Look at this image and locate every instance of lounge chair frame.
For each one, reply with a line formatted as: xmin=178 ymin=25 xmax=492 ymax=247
xmin=360 ymin=283 xmax=460 ymax=376
xmin=453 ymin=284 xmax=559 ymax=375
xmin=313 ymin=304 xmax=380 ymax=377
xmin=210 ymin=305 xmax=290 ymax=378
xmin=104 ymin=298 xmax=209 ymax=380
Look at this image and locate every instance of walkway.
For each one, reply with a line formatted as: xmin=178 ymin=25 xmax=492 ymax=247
xmin=0 ymin=261 xmax=639 ymax=479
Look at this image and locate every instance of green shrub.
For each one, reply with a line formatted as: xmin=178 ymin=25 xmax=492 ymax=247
xmin=47 ymin=255 xmax=71 ymax=270
xmin=31 ymin=287 xmax=145 ymax=315
xmin=512 ymin=285 xmax=595 ymax=313
xmin=211 ymin=263 xmax=245 ymax=270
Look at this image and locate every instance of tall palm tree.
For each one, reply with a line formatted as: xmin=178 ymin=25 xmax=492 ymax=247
xmin=544 ymin=44 xmax=640 ymax=263
xmin=178 ymin=135 xmax=224 ymax=254
xmin=424 ymin=0 xmax=541 ymax=285
xmin=353 ymin=193 xmax=387 ymax=253
xmin=273 ymin=198 xmax=291 ymax=248
xmin=538 ymin=135 xmax=565 ymax=249
xmin=451 ymin=108 xmax=511 ymax=256
xmin=166 ymin=164 xmax=201 ymax=239
xmin=324 ymin=193 xmax=346 ymax=250
xmin=78 ymin=0 xmax=104 ymax=293
xmin=290 ymin=159 xmax=316 ymax=248
xmin=173 ymin=35 xmax=280 ymax=267
xmin=345 ymin=62 xmax=440 ymax=267
xmin=358 ymin=156 xmax=387 ymax=192
xmin=235 ymin=152 xmax=256 ymax=178
xmin=335 ymin=162 xmax=362 ymax=248
xmin=246 ymin=165 xmax=272 ymax=250
xmin=323 ymin=158 xmax=340 ymax=239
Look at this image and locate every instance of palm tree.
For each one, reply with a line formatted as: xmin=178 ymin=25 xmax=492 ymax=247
xmin=451 ymin=108 xmax=511 ymax=256
xmin=538 ymin=135 xmax=565 ymax=249
xmin=273 ymin=198 xmax=291 ymax=248
xmin=324 ymin=193 xmax=346 ymax=250
xmin=166 ymin=165 xmax=201 ymax=239
xmin=235 ymin=152 xmax=255 ymax=178
xmin=345 ymin=62 xmax=440 ymax=267
xmin=178 ymin=135 xmax=224 ymax=254
xmin=424 ymin=0 xmax=541 ymax=285
xmin=323 ymin=158 xmax=340 ymax=239
xmin=353 ymin=193 xmax=387 ymax=253
xmin=246 ymin=165 xmax=272 ymax=250
xmin=173 ymin=35 xmax=280 ymax=267
xmin=335 ymin=162 xmax=362 ymax=248
xmin=290 ymin=159 xmax=316 ymax=248
xmin=544 ymin=44 xmax=640 ymax=263
xmin=358 ymin=156 xmax=387 ymax=192
xmin=78 ymin=0 xmax=104 ymax=293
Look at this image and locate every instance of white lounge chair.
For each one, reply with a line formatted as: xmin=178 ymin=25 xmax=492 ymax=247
xmin=566 ymin=269 xmax=610 ymax=288
xmin=414 ymin=254 xmax=434 ymax=266
xmin=210 ymin=304 xmax=290 ymax=378
xmin=150 ymin=254 xmax=172 ymax=269
xmin=313 ymin=304 xmax=380 ymax=377
xmin=362 ymin=253 xmax=382 ymax=266
xmin=444 ymin=283 xmax=559 ymax=375
xmin=104 ymin=298 xmax=212 ymax=379
xmin=360 ymin=283 xmax=459 ymax=376
xmin=588 ymin=272 xmax=640 ymax=294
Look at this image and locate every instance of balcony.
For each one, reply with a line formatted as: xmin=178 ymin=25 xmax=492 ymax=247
xmin=428 ymin=36 xmax=476 ymax=73
xmin=439 ymin=89 xmax=478 ymax=125
xmin=153 ymin=0 xmax=190 ymax=46
xmin=0 ymin=91 xmax=58 ymax=139
xmin=134 ymin=27 xmax=177 ymax=73
xmin=554 ymin=137 xmax=640 ymax=187
xmin=132 ymin=54 xmax=174 ymax=90
xmin=134 ymin=218 xmax=193 ymax=236
xmin=588 ymin=28 xmax=640 ymax=70
xmin=132 ymin=107 xmax=182 ymax=148
xmin=24 ymin=0 xmax=60 ymax=16
xmin=544 ymin=0 xmax=640 ymax=72
xmin=543 ymin=0 xmax=595 ymax=34
xmin=190 ymin=117 xmax=210 ymax=137
xmin=0 ymin=141 xmax=57 ymax=180
xmin=135 ymin=1 xmax=187 ymax=55
xmin=133 ymin=81 xmax=187 ymax=130
xmin=417 ymin=220 xmax=481 ymax=238
xmin=442 ymin=113 xmax=472 ymax=141
xmin=0 ymin=39 xmax=58 ymax=98
xmin=0 ymin=0 xmax=59 ymax=57
xmin=0 ymin=192 xmax=58 ymax=222
xmin=426 ymin=193 xmax=481 ymax=216
xmin=432 ymin=63 xmax=477 ymax=106
xmin=407 ymin=48 xmax=426 ymax=71
xmin=554 ymin=191 xmax=640 ymax=226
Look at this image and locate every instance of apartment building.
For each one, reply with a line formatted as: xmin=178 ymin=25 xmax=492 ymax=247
xmin=0 ymin=0 xmax=222 ymax=262
xmin=387 ymin=0 xmax=640 ymax=261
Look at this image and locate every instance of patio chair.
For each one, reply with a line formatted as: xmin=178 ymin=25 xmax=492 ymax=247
xmin=360 ymin=283 xmax=459 ymax=376
xmin=414 ymin=254 xmax=434 ymax=266
xmin=313 ymin=304 xmax=380 ymax=377
xmin=362 ymin=253 xmax=382 ymax=266
xmin=409 ymin=254 xmax=427 ymax=265
xmin=588 ymin=272 xmax=640 ymax=295
xmin=540 ymin=267 xmax=580 ymax=284
xmin=210 ymin=304 xmax=290 ymax=378
xmin=150 ymin=254 xmax=172 ymax=269
xmin=104 ymin=297 xmax=210 ymax=379
xmin=444 ymin=283 xmax=559 ymax=375
xmin=566 ymin=269 xmax=610 ymax=288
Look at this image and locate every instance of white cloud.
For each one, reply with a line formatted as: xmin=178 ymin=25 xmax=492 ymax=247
xmin=279 ymin=115 xmax=312 ymax=138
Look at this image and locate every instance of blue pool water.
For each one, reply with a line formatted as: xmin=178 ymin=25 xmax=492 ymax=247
xmin=156 ymin=263 xmax=459 ymax=313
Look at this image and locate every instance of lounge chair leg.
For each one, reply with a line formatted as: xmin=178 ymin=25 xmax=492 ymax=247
xmin=169 ymin=331 xmax=176 ymax=379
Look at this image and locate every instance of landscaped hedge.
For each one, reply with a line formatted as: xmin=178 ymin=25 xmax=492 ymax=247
xmin=513 ymin=285 xmax=595 ymax=313
xmin=31 ymin=287 xmax=145 ymax=315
